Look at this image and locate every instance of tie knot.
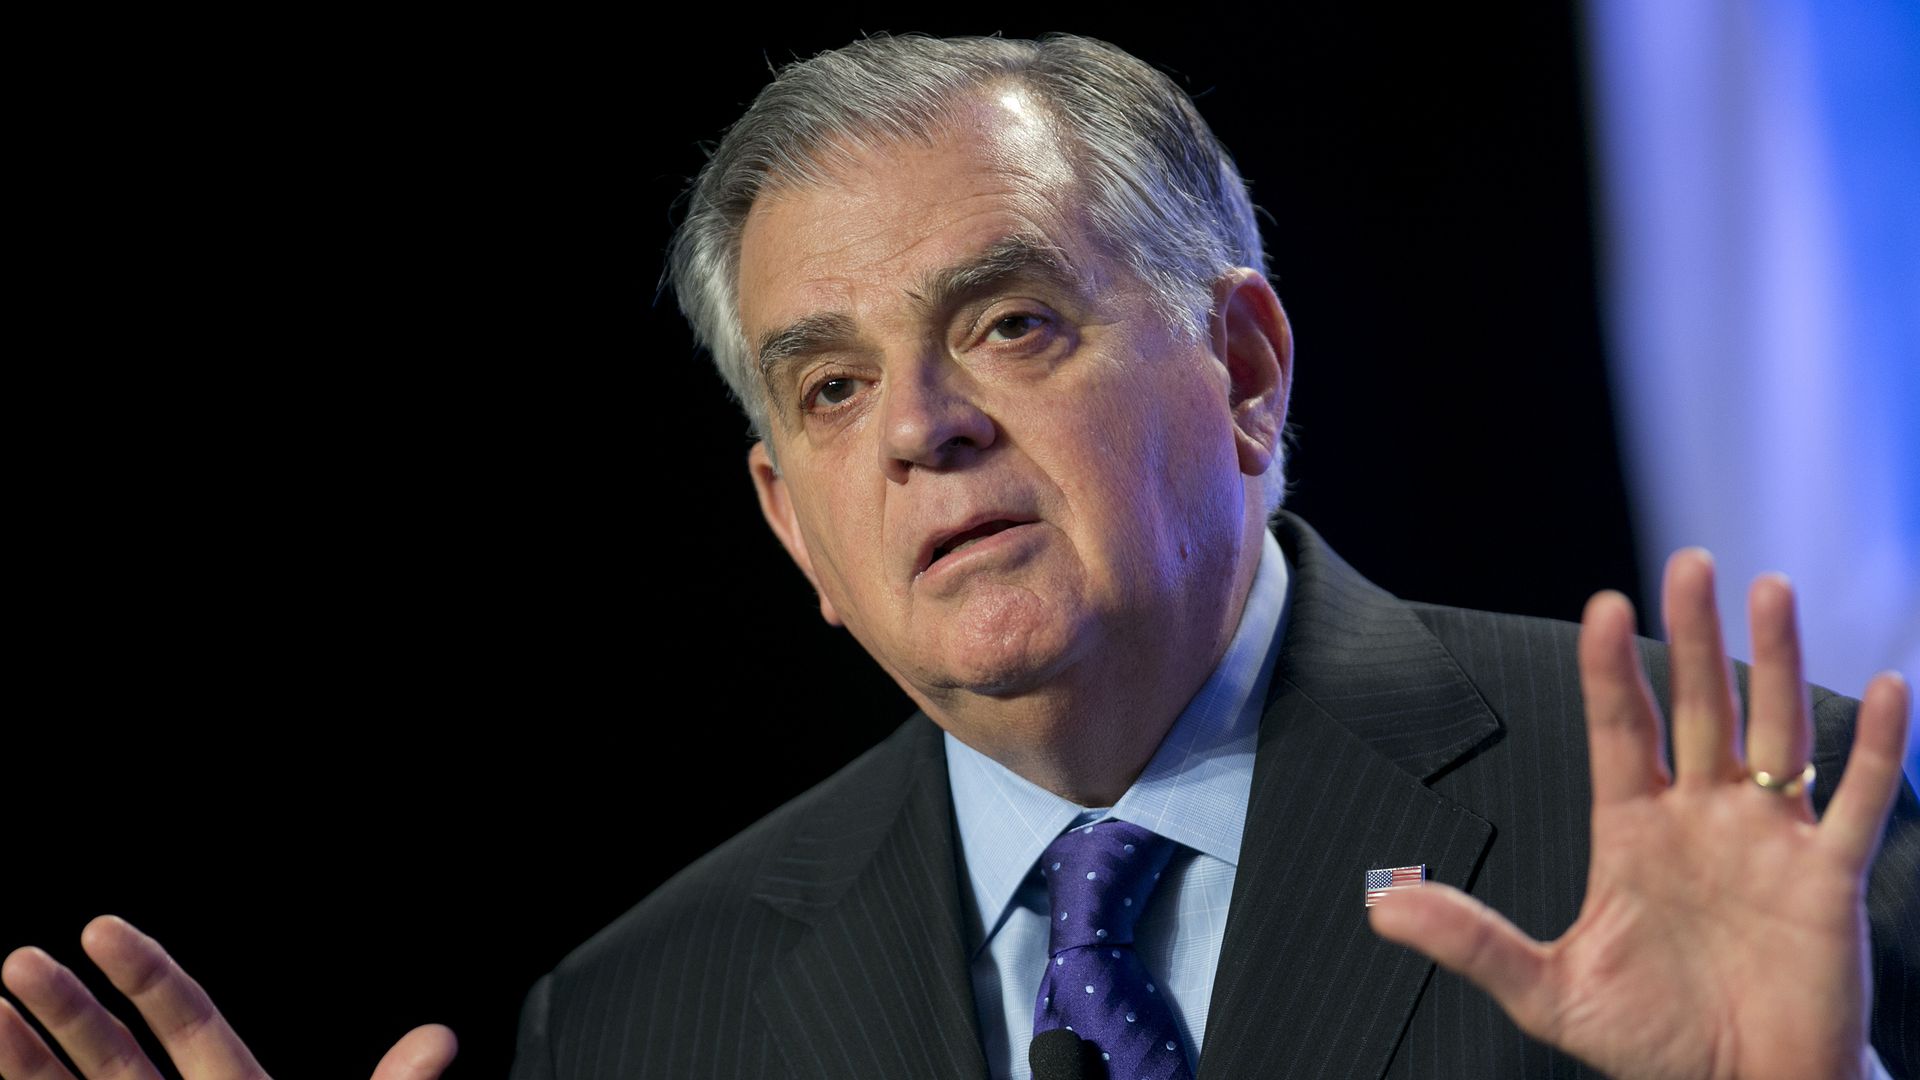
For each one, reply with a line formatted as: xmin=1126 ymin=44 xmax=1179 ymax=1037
xmin=1039 ymin=819 xmax=1179 ymax=954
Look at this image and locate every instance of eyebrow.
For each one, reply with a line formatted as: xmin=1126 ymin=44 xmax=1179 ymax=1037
xmin=756 ymin=312 xmax=860 ymax=390
xmin=753 ymin=233 xmax=1086 ymax=399
xmin=906 ymin=233 xmax=1084 ymax=314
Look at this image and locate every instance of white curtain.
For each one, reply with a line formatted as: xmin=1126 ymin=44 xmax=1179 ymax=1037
xmin=1585 ymin=0 xmax=1919 ymax=783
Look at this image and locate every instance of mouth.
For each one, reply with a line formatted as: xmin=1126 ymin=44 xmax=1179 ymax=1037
xmin=918 ymin=517 xmax=1038 ymax=577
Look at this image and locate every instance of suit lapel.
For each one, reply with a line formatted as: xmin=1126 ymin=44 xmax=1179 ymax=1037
xmin=1199 ymin=513 xmax=1501 ymax=1080
xmin=753 ymin=718 xmax=991 ymax=1079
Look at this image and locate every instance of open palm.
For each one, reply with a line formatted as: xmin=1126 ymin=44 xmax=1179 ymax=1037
xmin=1372 ymin=549 xmax=1910 ymax=1079
xmin=1 ymin=915 xmax=455 ymax=1080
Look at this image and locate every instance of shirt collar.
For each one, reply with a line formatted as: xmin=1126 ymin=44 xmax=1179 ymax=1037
xmin=944 ymin=527 xmax=1292 ymax=950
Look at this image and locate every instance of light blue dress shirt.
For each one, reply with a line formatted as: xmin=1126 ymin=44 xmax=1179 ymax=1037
xmin=945 ymin=528 xmax=1290 ymax=1080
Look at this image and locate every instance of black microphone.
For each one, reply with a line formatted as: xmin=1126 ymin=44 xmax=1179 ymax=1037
xmin=1029 ymin=1027 xmax=1093 ymax=1080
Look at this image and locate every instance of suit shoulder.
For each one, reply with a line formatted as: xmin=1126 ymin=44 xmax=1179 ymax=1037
xmin=520 ymin=716 xmax=942 ymax=1076
xmin=1403 ymin=601 xmax=1584 ymax=674
xmin=544 ymin=713 xmax=938 ymax=986
xmin=1402 ymin=598 xmax=1859 ymax=719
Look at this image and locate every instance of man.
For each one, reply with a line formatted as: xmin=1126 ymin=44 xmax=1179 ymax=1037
xmin=506 ymin=33 xmax=1919 ymax=1079
xmin=3 ymin=32 xmax=1915 ymax=1080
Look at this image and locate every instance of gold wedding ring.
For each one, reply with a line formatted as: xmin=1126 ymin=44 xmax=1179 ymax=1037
xmin=1749 ymin=761 xmax=1816 ymax=797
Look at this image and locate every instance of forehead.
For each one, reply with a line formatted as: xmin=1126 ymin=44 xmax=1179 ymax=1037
xmin=736 ymin=88 xmax=1098 ymax=334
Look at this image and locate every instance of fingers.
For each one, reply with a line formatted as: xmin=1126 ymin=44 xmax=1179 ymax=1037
xmin=0 ymin=945 xmax=160 ymax=1080
xmin=1368 ymin=883 xmax=1555 ymax=1036
xmin=1822 ymin=672 xmax=1913 ymax=865
xmin=1744 ymin=572 xmax=1815 ymax=819
xmin=1578 ymin=590 xmax=1670 ymax=804
xmin=0 ymin=993 xmax=80 ymax=1080
xmin=76 ymin=916 xmax=267 ymax=1080
xmin=1662 ymin=549 xmax=1744 ymax=783
xmin=371 ymin=1024 xmax=460 ymax=1080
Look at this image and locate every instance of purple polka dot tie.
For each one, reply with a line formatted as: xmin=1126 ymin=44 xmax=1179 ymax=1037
xmin=1033 ymin=819 xmax=1193 ymax=1080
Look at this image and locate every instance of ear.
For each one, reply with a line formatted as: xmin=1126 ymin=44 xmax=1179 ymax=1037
xmin=1208 ymin=268 xmax=1294 ymax=479
xmin=748 ymin=441 xmax=843 ymax=626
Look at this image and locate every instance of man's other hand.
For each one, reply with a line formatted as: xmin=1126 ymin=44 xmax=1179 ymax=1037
xmin=0 ymin=915 xmax=456 ymax=1080
xmin=1369 ymin=548 xmax=1911 ymax=1080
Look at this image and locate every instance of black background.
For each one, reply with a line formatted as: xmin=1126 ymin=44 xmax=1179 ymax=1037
xmin=9 ymin=5 xmax=1643 ymax=1076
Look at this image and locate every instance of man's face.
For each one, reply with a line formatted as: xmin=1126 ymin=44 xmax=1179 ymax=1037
xmin=738 ymin=88 xmax=1286 ymax=719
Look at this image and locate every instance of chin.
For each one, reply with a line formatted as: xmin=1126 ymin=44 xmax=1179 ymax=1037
xmin=918 ymin=588 xmax=1086 ymax=696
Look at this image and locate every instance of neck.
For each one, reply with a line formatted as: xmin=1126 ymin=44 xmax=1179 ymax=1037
xmin=917 ymin=522 xmax=1266 ymax=806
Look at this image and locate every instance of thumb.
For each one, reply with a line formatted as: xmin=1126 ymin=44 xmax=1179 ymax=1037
xmin=1368 ymin=882 xmax=1557 ymax=1035
xmin=370 ymin=1023 xmax=459 ymax=1080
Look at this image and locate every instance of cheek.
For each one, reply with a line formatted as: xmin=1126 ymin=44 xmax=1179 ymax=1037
xmin=1052 ymin=385 xmax=1229 ymax=561
xmin=1103 ymin=378 xmax=1243 ymax=561
xmin=795 ymin=480 xmax=887 ymax=598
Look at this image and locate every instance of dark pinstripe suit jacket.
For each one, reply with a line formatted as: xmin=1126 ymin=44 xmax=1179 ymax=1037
xmin=510 ymin=511 xmax=1920 ymax=1078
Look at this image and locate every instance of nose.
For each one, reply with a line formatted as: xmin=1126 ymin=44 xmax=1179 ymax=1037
xmin=878 ymin=354 xmax=995 ymax=482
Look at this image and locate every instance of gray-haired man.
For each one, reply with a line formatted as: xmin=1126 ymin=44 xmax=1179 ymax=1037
xmin=3 ymin=33 xmax=1914 ymax=1080
xmin=508 ymin=34 xmax=1917 ymax=1079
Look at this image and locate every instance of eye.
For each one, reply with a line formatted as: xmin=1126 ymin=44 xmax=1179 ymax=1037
xmin=985 ymin=312 xmax=1046 ymax=343
xmin=817 ymin=377 xmax=861 ymax=406
xmin=803 ymin=373 xmax=870 ymax=414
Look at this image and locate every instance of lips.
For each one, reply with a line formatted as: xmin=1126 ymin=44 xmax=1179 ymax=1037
xmin=934 ymin=520 xmax=1018 ymax=562
xmin=916 ymin=515 xmax=1040 ymax=577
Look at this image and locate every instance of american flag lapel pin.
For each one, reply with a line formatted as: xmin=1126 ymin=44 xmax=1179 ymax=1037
xmin=1364 ymin=864 xmax=1427 ymax=908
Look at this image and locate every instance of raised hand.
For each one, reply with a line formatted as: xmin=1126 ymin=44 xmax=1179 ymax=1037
xmin=1 ymin=915 xmax=456 ymax=1080
xmin=1369 ymin=548 xmax=1911 ymax=1080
